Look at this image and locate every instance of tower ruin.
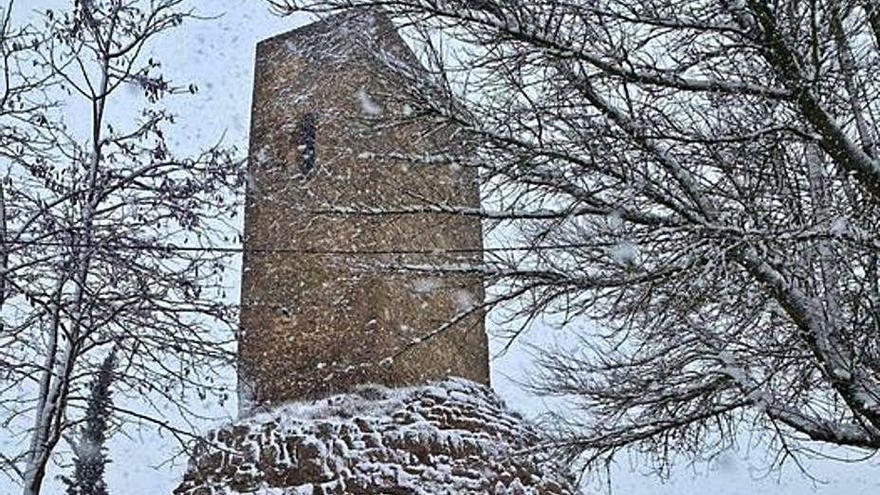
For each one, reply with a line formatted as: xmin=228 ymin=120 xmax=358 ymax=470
xmin=238 ymin=11 xmax=489 ymax=412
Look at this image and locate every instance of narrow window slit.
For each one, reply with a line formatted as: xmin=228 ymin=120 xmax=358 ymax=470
xmin=298 ymin=112 xmax=318 ymax=175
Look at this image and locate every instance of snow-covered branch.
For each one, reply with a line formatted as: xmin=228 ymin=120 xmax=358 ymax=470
xmin=271 ymin=0 xmax=880 ymax=474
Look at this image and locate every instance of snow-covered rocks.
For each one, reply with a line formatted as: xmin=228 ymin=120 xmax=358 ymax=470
xmin=175 ymin=379 xmax=576 ymax=495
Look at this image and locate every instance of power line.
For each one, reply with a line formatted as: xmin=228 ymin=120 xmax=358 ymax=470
xmin=0 ymin=239 xmax=595 ymax=256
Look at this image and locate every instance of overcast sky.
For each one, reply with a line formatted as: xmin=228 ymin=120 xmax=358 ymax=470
xmin=3 ymin=1 xmax=878 ymax=494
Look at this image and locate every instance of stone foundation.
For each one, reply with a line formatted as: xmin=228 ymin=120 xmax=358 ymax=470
xmin=176 ymin=379 xmax=577 ymax=495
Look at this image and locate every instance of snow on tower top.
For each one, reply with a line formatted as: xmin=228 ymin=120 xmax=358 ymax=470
xmin=261 ymin=9 xmax=420 ymax=69
xmin=281 ymin=11 xmax=379 ymax=61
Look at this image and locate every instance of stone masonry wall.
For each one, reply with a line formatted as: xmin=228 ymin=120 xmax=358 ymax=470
xmin=239 ymin=11 xmax=489 ymax=412
xmin=175 ymin=379 xmax=577 ymax=495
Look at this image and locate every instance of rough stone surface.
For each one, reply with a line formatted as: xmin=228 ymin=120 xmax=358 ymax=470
xmin=239 ymin=9 xmax=488 ymax=412
xmin=175 ymin=379 xmax=578 ymax=495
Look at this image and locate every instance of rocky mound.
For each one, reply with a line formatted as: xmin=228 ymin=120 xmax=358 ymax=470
xmin=175 ymin=378 xmax=577 ymax=494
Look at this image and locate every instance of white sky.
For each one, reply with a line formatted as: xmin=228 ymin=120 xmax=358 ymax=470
xmin=3 ymin=1 xmax=878 ymax=494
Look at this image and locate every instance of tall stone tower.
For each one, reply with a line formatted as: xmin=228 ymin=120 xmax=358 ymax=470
xmin=238 ymin=11 xmax=489 ymax=413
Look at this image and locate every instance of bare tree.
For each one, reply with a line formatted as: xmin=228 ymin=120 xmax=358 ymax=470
xmin=270 ymin=0 xmax=880 ymax=476
xmin=0 ymin=2 xmax=242 ymax=493
xmin=0 ymin=0 xmax=61 ymax=483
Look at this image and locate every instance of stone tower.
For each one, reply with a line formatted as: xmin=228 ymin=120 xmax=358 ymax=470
xmin=238 ymin=11 xmax=489 ymax=412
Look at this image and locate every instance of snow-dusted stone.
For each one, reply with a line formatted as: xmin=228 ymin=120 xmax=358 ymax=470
xmin=175 ymin=379 xmax=577 ymax=495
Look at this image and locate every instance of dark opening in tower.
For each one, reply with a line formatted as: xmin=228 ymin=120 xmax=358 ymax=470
xmin=298 ymin=112 xmax=318 ymax=175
